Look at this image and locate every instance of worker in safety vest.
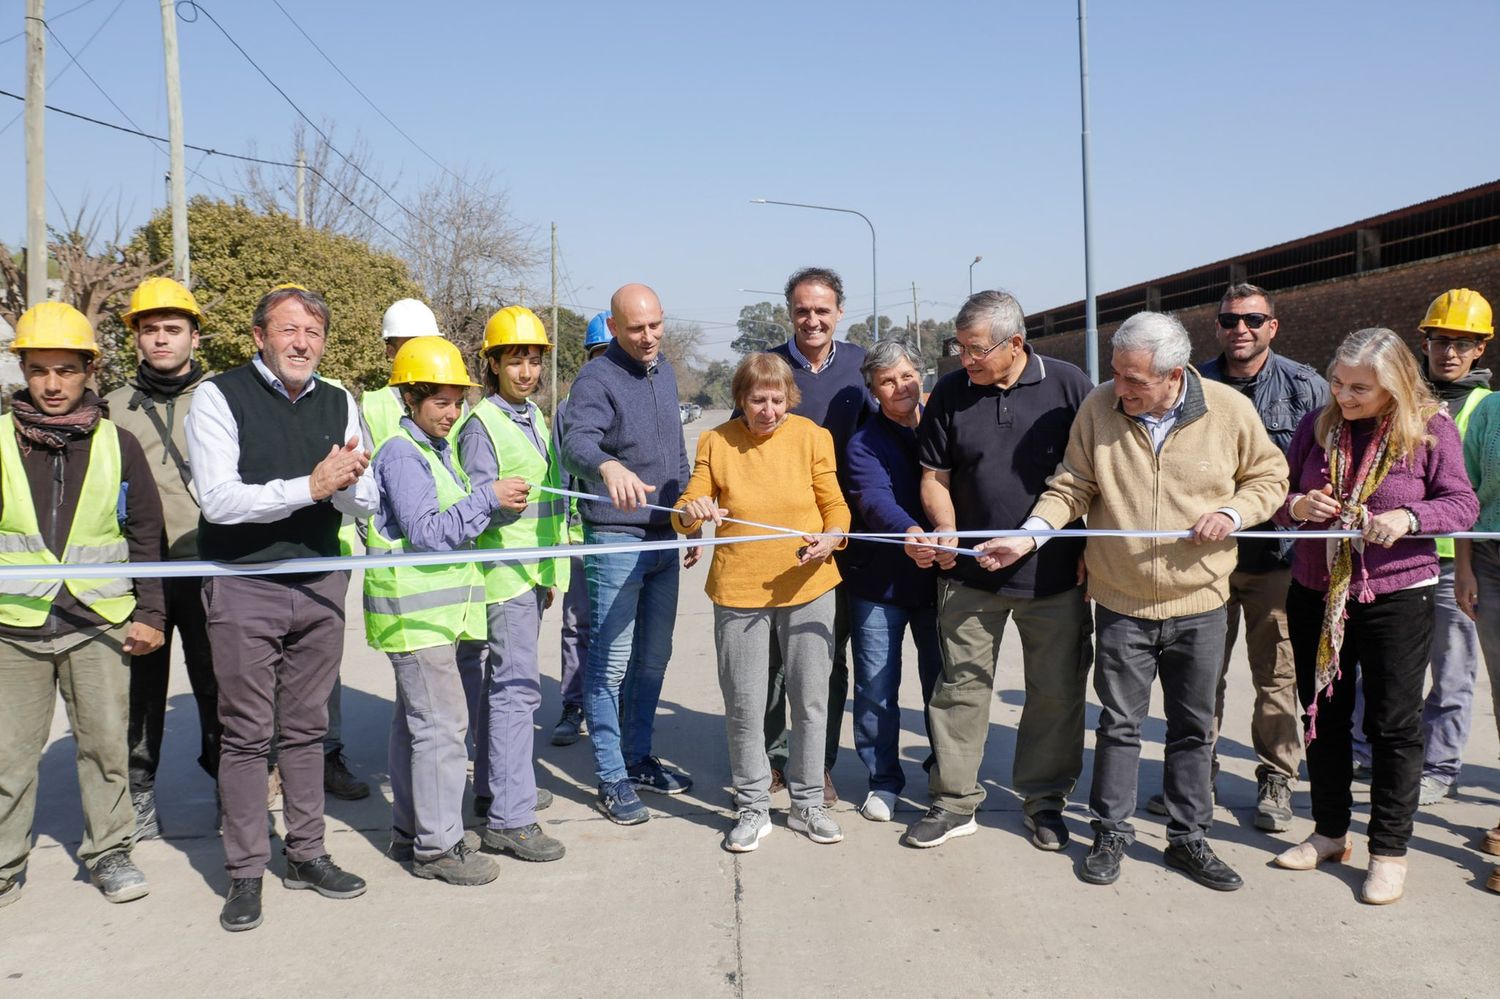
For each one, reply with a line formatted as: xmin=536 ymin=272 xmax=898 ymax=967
xmin=0 ymin=302 xmax=166 ymax=910
xmin=549 ymin=310 xmax=612 ymax=747
xmin=363 ymin=298 xmax=452 ymax=448
xmin=106 ymin=277 xmax=219 ymax=842
xmin=365 ymin=335 xmax=526 ymax=886
xmin=455 ymin=306 xmax=570 ymax=863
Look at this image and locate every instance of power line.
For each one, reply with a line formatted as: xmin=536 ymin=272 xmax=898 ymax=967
xmin=0 ymin=86 xmax=418 ymax=254
xmin=0 ymin=0 xmax=125 ymax=137
xmin=0 ymin=0 xmax=102 ymax=46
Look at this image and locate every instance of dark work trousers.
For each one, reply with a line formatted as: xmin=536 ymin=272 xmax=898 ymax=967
xmin=127 ymin=574 xmax=219 ymax=792
xmin=207 ymin=571 xmax=349 ymax=879
xmin=1287 ymin=580 xmax=1432 ymax=857
xmin=765 ymin=585 xmax=849 ymax=773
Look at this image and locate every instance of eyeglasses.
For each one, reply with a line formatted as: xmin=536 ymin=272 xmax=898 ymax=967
xmin=1217 ymin=312 xmax=1272 ymax=330
xmin=1425 ymin=335 xmax=1483 ymax=354
xmin=955 ymin=337 xmax=1014 ymax=361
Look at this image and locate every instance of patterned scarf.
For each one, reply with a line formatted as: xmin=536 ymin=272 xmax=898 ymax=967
xmin=1306 ymin=415 xmax=1397 ymax=741
xmin=9 ymin=390 xmax=106 ymax=452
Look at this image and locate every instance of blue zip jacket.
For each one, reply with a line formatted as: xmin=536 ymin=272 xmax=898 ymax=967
xmin=840 ymin=409 xmax=937 ymax=608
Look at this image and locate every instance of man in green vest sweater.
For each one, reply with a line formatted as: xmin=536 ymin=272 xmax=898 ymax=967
xmin=0 ymin=302 xmax=166 ymax=910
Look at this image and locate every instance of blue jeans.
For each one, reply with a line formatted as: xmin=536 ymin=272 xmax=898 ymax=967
xmin=850 ymin=597 xmax=942 ymax=794
xmin=583 ymin=529 xmax=680 ymax=786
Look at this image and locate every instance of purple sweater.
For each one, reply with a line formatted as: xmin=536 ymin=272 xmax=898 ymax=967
xmin=1274 ymin=410 xmax=1479 ymax=594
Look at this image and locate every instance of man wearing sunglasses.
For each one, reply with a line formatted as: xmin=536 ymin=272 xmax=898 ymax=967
xmin=1186 ymin=283 xmax=1327 ymax=835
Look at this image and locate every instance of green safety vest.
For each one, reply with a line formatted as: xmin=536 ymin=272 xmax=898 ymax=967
xmin=459 ymin=398 xmax=570 ymax=602
xmin=362 ymin=427 xmax=486 ymax=652
xmin=0 ymin=415 xmax=136 ymax=628
xmin=1438 ymin=385 xmax=1492 ymax=559
xmin=362 ymin=384 xmax=405 ymax=450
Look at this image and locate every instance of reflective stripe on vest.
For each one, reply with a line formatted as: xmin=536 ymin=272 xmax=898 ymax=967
xmin=0 ymin=415 xmax=136 ymax=627
xmin=458 ymin=399 xmax=570 ymax=603
xmin=362 ymin=428 xmax=486 ymax=652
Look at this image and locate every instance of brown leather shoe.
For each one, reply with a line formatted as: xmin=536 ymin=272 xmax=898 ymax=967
xmin=1488 ymin=864 xmax=1500 ymax=893
xmin=1482 ymin=823 xmax=1500 ymax=856
xmin=823 ymin=769 xmax=838 ymax=805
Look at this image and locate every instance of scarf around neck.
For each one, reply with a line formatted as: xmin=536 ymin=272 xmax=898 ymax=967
xmin=132 ymin=357 xmax=203 ymax=398
xmin=10 ymin=389 xmax=106 ymax=452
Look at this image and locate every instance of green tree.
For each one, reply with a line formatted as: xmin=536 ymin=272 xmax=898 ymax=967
xmin=732 ymin=301 xmax=790 ymax=355
xmin=696 ymin=359 xmax=735 ymax=408
xmin=535 ymin=305 xmax=588 ymax=413
xmin=133 ymin=198 xmax=423 ymax=390
xmin=845 ymin=314 xmax=896 ymax=347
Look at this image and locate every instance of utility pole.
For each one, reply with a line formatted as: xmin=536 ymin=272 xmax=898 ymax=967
xmin=295 ymin=150 xmax=307 ymax=226
xmin=160 ymin=0 xmax=189 ymax=283
xmin=1078 ymin=0 xmax=1100 ymax=383
xmin=911 ymin=282 xmax=920 ymax=352
xmin=550 ymin=222 xmax=559 ymax=428
xmin=24 ymin=0 xmax=46 ymax=307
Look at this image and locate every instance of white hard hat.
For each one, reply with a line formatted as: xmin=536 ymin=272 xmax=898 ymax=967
xmin=381 ymin=298 xmax=442 ymax=340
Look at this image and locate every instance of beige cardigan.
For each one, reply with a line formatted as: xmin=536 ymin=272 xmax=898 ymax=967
xmin=1030 ymin=369 xmax=1288 ymax=621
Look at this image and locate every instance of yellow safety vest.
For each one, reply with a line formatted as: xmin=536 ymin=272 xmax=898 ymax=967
xmin=0 ymin=415 xmax=136 ymax=628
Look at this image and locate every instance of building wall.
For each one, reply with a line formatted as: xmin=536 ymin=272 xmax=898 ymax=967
xmin=1029 ymin=245 xmax=1500 ymax=377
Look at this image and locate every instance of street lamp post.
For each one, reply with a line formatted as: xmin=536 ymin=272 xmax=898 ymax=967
xmin=969 ymin=255 xmax=982 ymax=297
xmin=751 ymin=198 xmax=878 ymax=341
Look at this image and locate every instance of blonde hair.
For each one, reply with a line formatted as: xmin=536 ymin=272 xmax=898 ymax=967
xmin=1315 ymin=327 xmax=1438 ymax=462
xmin=731 ymin=352 xmax=801 ymax=412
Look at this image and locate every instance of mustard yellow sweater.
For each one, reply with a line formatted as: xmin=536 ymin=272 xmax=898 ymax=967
xmin=672 ymin=415 xmax=850 ymax=609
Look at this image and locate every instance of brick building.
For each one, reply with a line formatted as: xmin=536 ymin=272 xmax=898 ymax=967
xmin=1019 ymin=180 xmax=1500 ymax=375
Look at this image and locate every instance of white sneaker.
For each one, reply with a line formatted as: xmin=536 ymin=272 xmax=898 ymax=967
xmin=860 ymin=790 xmax=897 ymax=822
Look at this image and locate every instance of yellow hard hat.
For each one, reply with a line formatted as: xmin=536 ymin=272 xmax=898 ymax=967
xmin=120 ymin=276 xmax=203 ymax=329
xmin=270 ymin=282 xmax=309 ymax=292
xmin=389 ymin=336 xmax=478 ymax=388
xmin=482 ymin=305 xmax=551 ymax=353
xmin=11 ymin=301 xmax=100 ymax=357
xmin=1420 ymin=288 xmax=1493 ymax=338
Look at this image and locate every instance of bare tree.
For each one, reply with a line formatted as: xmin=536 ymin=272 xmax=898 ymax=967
xmin=398 ymin=169 xmax=540 ymax=358
xmin=240 ymin=120 xmax=391 ymax=242
xmin=662 ymin=320 xmax=706 ymax=400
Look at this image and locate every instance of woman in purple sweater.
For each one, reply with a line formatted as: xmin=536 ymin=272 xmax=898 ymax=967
xmin=1272 ymin=328 xmax=1478 ymax=904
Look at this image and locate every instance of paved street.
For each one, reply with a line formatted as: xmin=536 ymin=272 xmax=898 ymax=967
xmin=4 ymin=410 xmax=1499 ymax=998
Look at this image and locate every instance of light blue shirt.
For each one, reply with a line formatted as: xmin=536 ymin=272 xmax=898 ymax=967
xmin=785 ymin=336 xmax=838 ymax=374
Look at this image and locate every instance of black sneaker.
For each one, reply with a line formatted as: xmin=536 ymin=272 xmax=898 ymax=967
xmin=90 ymin=850 xmax=150 ymax=903
xmin=1164 ymin=839 xmax=1243 ymax=892
xmin=1082 ymin=831 xmax=1127 ymax=885
xmin=1024 ymin=809 xmax=1069 ymax=851
xmin=550 ymin=705 xmax=586 ymax=746
xmin=412 ymin=838 xmax=498 ymax=886
xmin=282 ymin=854 xmax=367 ymax=899
xmin=482 ymin=823 xmax=566 ymax=862
xmin=1254 ymin=772 xmax=1293 ymax=832
xmin=131 ymin=789 xmax=161 ymax=842
xmin=324 ymin=752 xmax=370 ymax=801
xmin=901 ymin=805 xmax=978 ymax=849
xmin=220 ymin=877 xmax=262 ymax=932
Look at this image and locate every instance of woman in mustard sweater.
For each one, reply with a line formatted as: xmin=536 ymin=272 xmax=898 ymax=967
xmin=674 ymin=353 xmax=851 ymax=853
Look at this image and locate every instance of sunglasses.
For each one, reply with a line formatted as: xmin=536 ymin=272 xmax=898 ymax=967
xmin=1217 ymin=312 xmax=1272 ymax=330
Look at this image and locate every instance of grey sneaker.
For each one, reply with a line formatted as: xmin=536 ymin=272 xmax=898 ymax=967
xmin=482 ymin=823 xmax=566 ymax=862
xmin=1419 ymin=775 xmax=1456 ymax=806
xmin=90 ymin=850 xmax=149 ymax=903
xmin=902 ymin=805 xmax=978 ymax=848
xmin=788 ymin=804 xmax=844 ymax=844
xmin=724 ymin=809 xmax=773 ymax=853
xmin=412 ymin=838 xmax=498 ymax=886
xmin=1254 ymin=773 xmax=1294 ymax=832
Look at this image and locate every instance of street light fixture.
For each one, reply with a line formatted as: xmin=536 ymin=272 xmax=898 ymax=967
xmin=751 ymin=198 xmax=878 ymax=341
xmin=969 ymin=255 xmax=982 ymax=297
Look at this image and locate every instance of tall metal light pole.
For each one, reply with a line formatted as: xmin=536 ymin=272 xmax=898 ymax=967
xmin=1077 ymin=0 xmax=1100 ymax=383
xmin=968 ymin=255 xmax=982 ymax=297
xmin=751 ymin=199 xmax=878 ymax=341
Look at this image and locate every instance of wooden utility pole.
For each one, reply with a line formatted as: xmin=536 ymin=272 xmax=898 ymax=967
xmin=159 ymin=0 xmax=189 ymax=283
xmin=25 ymin=0 xmax=46 ymax=307
xmin=295 ymin=150 xmax=307 ymax=226
xmin=550 ymin=222 xmax=559 ymax=427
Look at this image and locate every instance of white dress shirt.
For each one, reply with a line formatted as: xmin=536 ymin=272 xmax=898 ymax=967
xmin=185 ymin=355 xmax=379 ymax=525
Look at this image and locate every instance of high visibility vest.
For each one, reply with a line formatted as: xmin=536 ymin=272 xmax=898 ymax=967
xmin=1438 ymin=385 xmax=1492 ymax=559
xmin=459 ymin=398 xmax=570 ymax=602
xmin=362 ymin=428 xmax=486 ymax=652
xmin=362 ymin=384 xmax=404 ymax=450
xmin=0 ymin=415 xmax=136 ymax=628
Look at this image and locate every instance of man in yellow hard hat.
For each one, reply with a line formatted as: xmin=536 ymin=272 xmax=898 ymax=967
xmin=363 ymin=298 xmax=449 ymax=449
xmin=105 ymin=277 xmax=219 ymax=842
xmin=0 ymin=302 xmax=167 ymax=910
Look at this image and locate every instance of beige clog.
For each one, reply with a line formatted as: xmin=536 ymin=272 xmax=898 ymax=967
xmin=1273 ymin=833 xmax=1352 ymax=871
xmin=1360 ymin=856 xmax=1407 ymax=905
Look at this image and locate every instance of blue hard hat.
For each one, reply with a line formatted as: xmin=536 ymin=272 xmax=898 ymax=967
xmin=585 ymin=311 xmax=612 ymax=350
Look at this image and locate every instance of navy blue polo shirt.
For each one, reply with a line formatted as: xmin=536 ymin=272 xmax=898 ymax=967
xmin=917 ymin=347 xmax=1092 ymax=597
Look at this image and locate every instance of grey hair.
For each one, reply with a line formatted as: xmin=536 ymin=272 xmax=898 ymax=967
xmin=252 ymin=286 xmax=331 ymax=332
xmin=860 ymin=338 xmax=924 ymax=388
xmin=1111 ymin=311 xmax=1191 ymax=375
xmin=954 ymin=289 xmax=1026 ymax=345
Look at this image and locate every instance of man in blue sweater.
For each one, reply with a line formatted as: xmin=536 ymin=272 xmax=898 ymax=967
xmin=561 ymin=284 xmax=699 ymax=824
xmin=765 ymin=267 xmax=877 ymax=801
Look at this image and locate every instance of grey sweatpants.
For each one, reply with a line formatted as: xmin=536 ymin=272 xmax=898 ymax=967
xmin=714 ymin=590 xmax=835 ymax=813
xmin=388 ymin=643 xmax=470 ymax=860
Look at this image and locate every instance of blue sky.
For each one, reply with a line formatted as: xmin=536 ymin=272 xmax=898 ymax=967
xmin=4 ymin=0 xmax=1498 ymax=359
